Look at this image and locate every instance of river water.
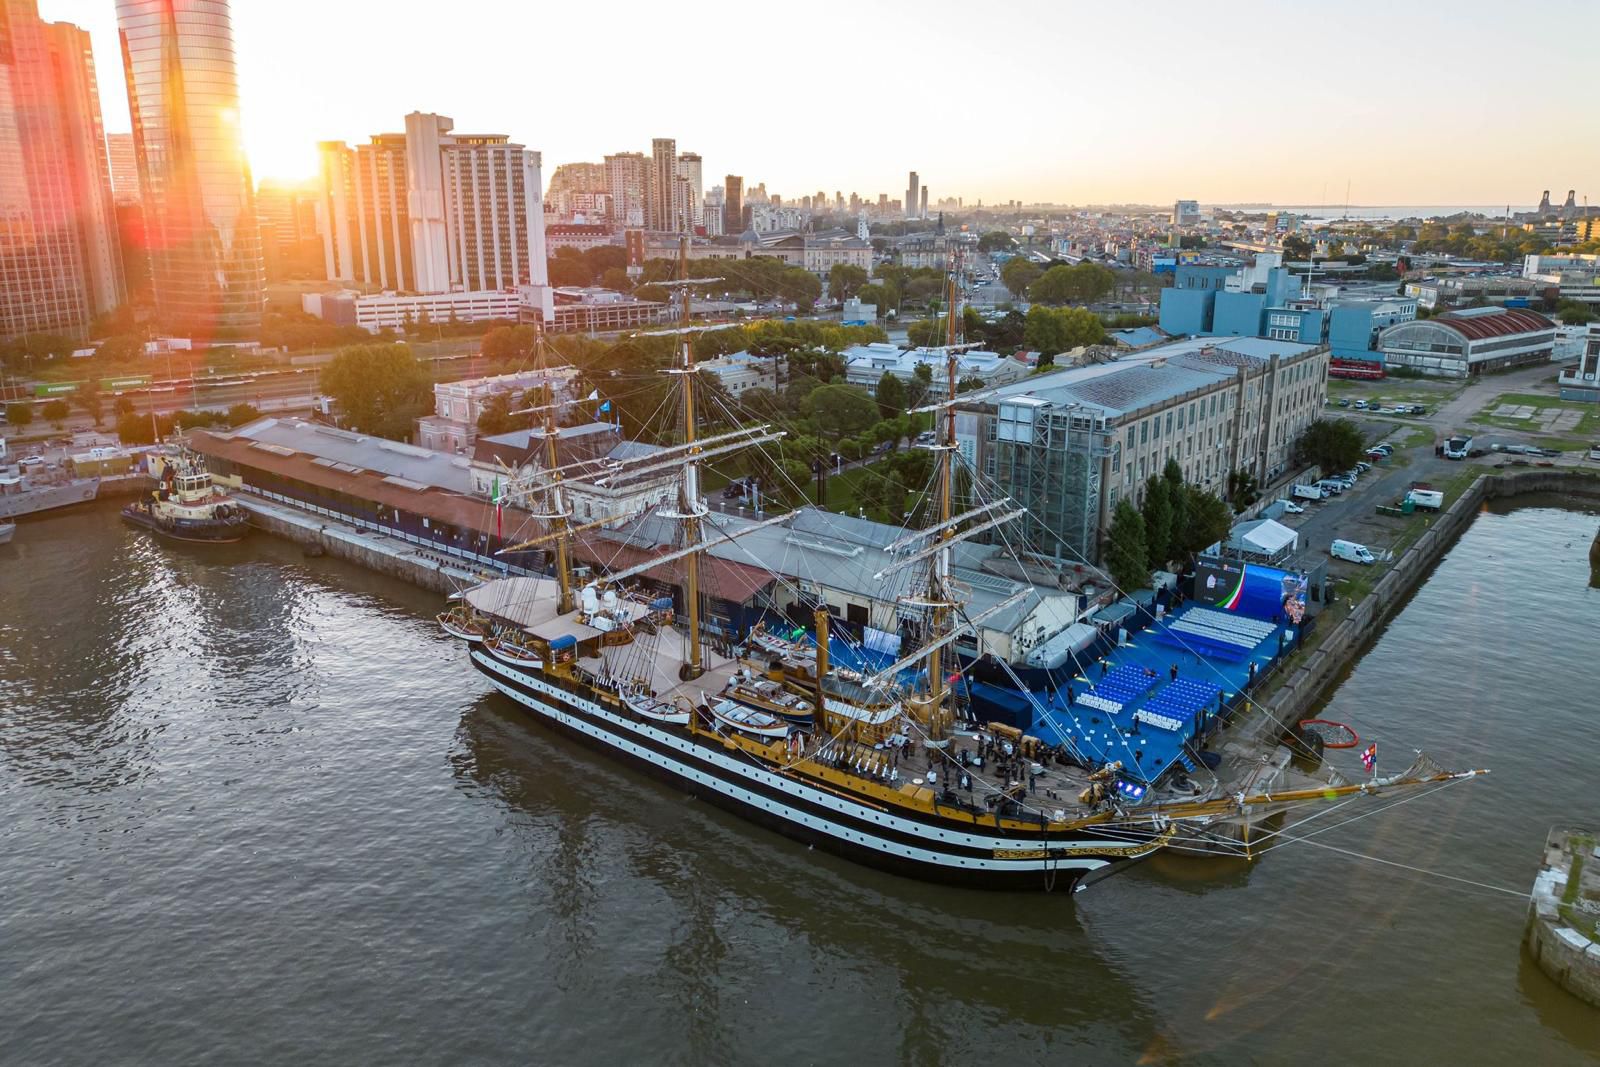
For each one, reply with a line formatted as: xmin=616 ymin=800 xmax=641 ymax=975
xmin=3 ymin=498 xmax=1598 ymax=1065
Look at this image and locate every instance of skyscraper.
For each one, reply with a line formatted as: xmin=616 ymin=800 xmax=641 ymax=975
xmin=604 ymin=151 xmax=646 ymax=228
xmin=0 ymin=0 xmax=124 ymax=341
xmin=117 ymin=0 xmax=263 ymax=337
xmin=317 ymin=133 xmax=412 ymax=290
xmin=920 ymin=186 xmax=928 ymax=219
xmin=440 ymin=132 xmax=546 ymax=292
xmin=104 ymin=132 xmax=139 ymax=202
xmin=906 ymin=171 xmax=919 ymax=220
xmin=648 ymin=137 xmax=675 ymax=231
xmin=676 ymin=152 xmax=702 ymax=230
xmin=724 ymin=175 xmax=743 ymax=237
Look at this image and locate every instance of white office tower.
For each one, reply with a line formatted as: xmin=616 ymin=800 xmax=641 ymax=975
xmin=405 ymin=112 xmax=455 ymax=293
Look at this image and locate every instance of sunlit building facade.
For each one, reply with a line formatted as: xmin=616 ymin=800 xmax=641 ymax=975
xmin=0 ymin=0 xmax=124 ymax=341
xmin=116 ymin=0 xmax=264 ymax=338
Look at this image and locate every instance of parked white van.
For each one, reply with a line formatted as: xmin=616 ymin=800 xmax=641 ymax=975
xmin=1292 ymin=483 xmax=1323 ymax=501
xmin=1331 ymin=539 xmax=1377 ymax=564
xmin=1316 ymin=479 xmax=1345 ymax=495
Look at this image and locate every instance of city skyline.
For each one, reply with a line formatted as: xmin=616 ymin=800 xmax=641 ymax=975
xmin=39 ymin=0 xmax=1600 ymax=207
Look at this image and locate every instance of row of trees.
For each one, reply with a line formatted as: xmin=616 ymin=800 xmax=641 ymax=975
xmin=997 ymin=259 xmax=1118 ymax=306
xmin=1022 ymin=305 xmax=1105 ymax=358
xmin=1103 ymin=459 xmax=1235 ymax=596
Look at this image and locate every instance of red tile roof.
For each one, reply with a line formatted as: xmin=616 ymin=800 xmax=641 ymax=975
xmin=1432 ymin=308 xmax=1554 ymax=342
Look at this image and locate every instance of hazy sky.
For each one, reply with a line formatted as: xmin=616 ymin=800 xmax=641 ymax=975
xmin=40 ymin=0 xmax=1600 ymax=207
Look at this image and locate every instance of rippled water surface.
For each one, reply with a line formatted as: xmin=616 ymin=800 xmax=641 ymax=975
xmin=3 ymin=499 xmax=1598 ymax=1065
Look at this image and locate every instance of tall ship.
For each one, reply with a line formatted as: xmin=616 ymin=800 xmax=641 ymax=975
xmin=121 ymin=450 xmax=250 ymax=543
xmin=438 ymin=249 xmax=1481 ymax=892
xmin=0 ymin=459 xmax=100 ymax=520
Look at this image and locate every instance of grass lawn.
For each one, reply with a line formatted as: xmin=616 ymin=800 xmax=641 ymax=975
xmin=1328 ymin=376 xmax=1465 ymax=409
xmin=1559 ymin=838 xmax=1596 ymax=941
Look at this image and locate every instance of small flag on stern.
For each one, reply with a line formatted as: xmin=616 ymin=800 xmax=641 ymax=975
xmin=1360 ymin=743 xmax=1377 ymax=773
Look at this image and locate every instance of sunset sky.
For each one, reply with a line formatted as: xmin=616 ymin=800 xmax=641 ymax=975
xmin=41 ymin=0 xmax=1600 ymax=207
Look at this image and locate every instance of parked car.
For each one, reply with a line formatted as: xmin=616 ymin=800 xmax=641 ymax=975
xmin=1336 ymin=398 xmax=1351 ymax=408
xmin=1353 ymin=399 xmax=1369 ymax=410
xmin=1355 ymin=461 xmax=1372 ymax=473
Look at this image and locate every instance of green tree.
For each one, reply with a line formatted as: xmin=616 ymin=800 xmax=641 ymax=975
xmin=1000 ymin=258 xmax=1040 ymax=299
xmin=855 ymin=283 xmax=891 ymax=312
xmin=320 ymin=343 xmax=433 ymax=441
xmin=875 ymin=371 xmax=907 ymax=419
xmin=72 ymin=379 xmax=103 ymax=426
xmin=1556 ymin=299 xmax=1594 ymax=325
xmin=42 ymin=398 xmax=70 ymax=426
xmin=1104 ymin=499 xmax=1149 ymax=595
xmin=96 ymin=333 xmax=145 ymax=363
xmin=1177 ymin=488 xmax=1233 ymax=560
xmin=906 ymin=362 xmax=934 ymax=411
xmin=1295 ymin=418 xmax=1366 ymax=474
xmin=977 ymin=231 xmax=1016 ymax=253
xmin=1141 ymin=476 xmax=1174 ymax=570
xmin=5 ymin=401 xmax=34 ymax=427
xmin=226 ymin=403 xmax=261 ymax=427
xmin=1281 ymin=235 xmax=1313 ymax=260
xmin=599 ymin=267 xmax=633 ymax=292
xmin=1023 ymin=305 xmax=1106 ymax=357
xmin=113 ymin=395 xmax=136 ymax=417
xmin=800 ymin=384 xmax=878 ymax=439
xmin=1029 ymin=262 xmax=1115 ymax=305
xmin=116 ymin=410 xmax=174 ymax=445
xmin=481 ymin=324 xmax=538 ymax=364
xmin=475 ymin=390 xmax=531 ymax=437
xmin=1162 ymin=458 xmax=1189 ymax=554
xmin=829 ymin=263 xmax=869 ymax=300
xmin=1226 ymin=468 xmax=1260 ymax=514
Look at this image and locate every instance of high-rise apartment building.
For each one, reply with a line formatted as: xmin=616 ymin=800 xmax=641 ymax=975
xmin=317 ymin=114 xmax=550 ymax=306
xmin=0 ymin=0 xmax=124 ymax=341
xmin=317 ymin=133 xmax=412 ymax=289
xmin=604 ymin=152 xmax=647 ymax=228
xmin=676 ymin=152 xmax=702 ymax=230
xmin=906 ymin=171 xmax=919 ymax=220
xmin=724 ymin=175 xmax=744 ymax=237
xmin=104 ymin=131 xmax=139 ymax=202
xmin=441 ymin=132 xmax=545 ymax=292
xmin=920 ymin=186 xmax=928 ymax=219
xmin=546 ymin=161 xmax=607 ymax=219
xmin=648 ymin=137 xmax=676 ymax=231
xmin=117 ymin=0 xmax=263 ymax=337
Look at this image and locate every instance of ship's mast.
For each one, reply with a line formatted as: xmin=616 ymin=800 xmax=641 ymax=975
xmin=537 ymin=331 xmax=576 ymax=614
xmin=923 ymin=247 xmax=963 ymax=737
xmin=678 ymin=236 xmax=705 ymax=680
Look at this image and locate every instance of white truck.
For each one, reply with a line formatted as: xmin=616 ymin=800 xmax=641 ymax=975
xmin=1331 ymin=539 xmax=1377 ymax=565
xmin=1406 ymin=489 xmax=1443 ymax=511
xmin=1292 ymin=483 xmax=1323 ymax=501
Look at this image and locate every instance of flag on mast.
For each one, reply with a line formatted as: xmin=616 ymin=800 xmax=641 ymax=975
xmin=1360 ymin=743 xmax=1377 ymax=774
xmin=491 ymin=475 xmax=503 ymax=539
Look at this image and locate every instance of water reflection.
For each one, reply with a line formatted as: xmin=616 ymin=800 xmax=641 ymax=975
xmin=452 ymin=699 xmax=1169 ymax=1061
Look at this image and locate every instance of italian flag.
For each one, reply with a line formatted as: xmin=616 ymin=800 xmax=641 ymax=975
xmin=492 ymin=475 xmax=503 ymax=538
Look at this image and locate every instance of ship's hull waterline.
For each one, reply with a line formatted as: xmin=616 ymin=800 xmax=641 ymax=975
xmin=468 ymin=648 xmax=1157 ymax=892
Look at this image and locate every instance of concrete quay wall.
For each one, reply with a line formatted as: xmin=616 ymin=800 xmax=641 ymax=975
xmin=239 ymin=495 xmax=484 ymax=597
xmin=1525 ymin=827 xmax=1600 ymax=1009
xmin=1251 ymin=468 xmax=1600 ymax=734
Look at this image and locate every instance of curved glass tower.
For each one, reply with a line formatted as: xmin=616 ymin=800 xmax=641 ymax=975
xmin=116 ymin=0 xmax=262 ymax=338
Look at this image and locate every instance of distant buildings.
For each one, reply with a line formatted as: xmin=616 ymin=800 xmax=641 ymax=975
xmin=603 ymin=151 xmax=648 ymax=228
xmin=723 ymin=175 xmax=745 ymax=237
xmin=118 ymin=0 xmax=264 ymax=338
xmin=1523 ymin=253 xmax=1600 ymax=309
xmin=314 ymin=112 xmax=552 ymax=320
xmin=1404 ymin=275 xmax=1542 ymax=311
xmin=304 ymin=288 xmax=524 ymax=336
xmin=696 ymin=351 xmax=780 ymax=396
xmin=906 ymin=171 xmax=920 ymax=220
xmin=0 ymin=0 xmax=124 ymax=341
xmin=1377 ymin=307 xmax=1556 ymax=378
xmin=1172 ymin=200 xmax=1201 ymax=226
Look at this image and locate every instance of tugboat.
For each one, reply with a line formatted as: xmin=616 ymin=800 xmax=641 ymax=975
xmin=122 ymin=451 xmax=250 ymax=543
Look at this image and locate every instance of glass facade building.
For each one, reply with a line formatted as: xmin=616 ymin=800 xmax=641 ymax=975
xmin=116 ymin=0 xmax=262 ymax=338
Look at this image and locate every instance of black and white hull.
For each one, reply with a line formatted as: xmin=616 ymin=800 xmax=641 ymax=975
xmin=469 ymin=648 xmax=1161 ymax=892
